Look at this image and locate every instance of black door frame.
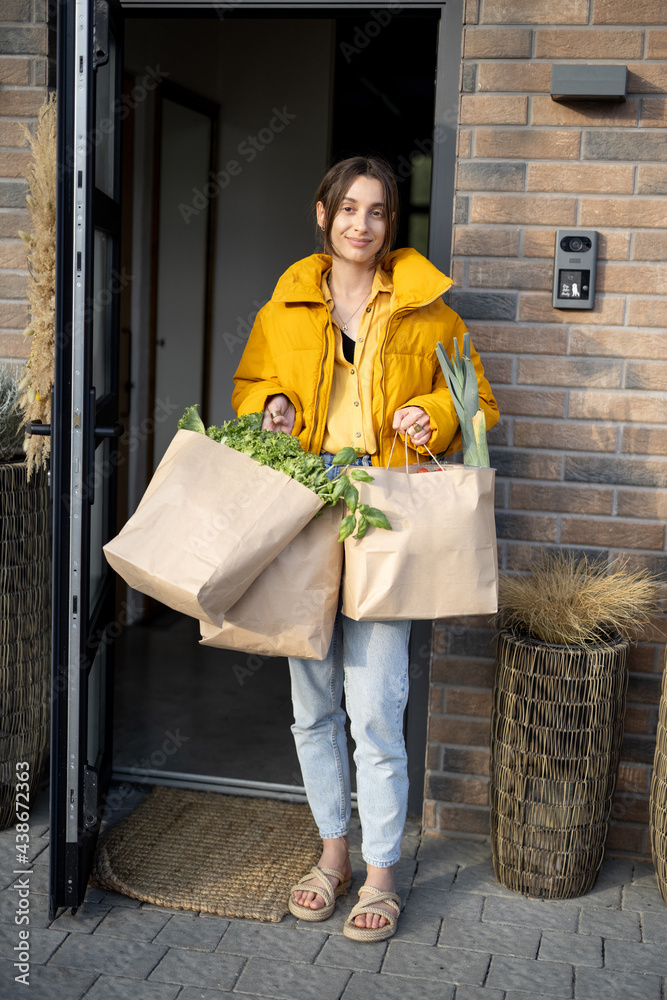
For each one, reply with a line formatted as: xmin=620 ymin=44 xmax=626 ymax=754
xmin=51 ymin=0 xmax=125 ymax=916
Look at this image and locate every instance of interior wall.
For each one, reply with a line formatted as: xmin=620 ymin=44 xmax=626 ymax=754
xmin=208 ymin=19 xmax=335 ymax=426
xmin=152 ymin=97 xmax=213 ymax=468
xmin=123 ymin=17 xmax=334 ymax=488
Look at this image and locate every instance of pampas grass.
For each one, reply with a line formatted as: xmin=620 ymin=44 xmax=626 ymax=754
xmin=498 ymin=551 xmax=662 ymax=646
xmin=0 ymin=365 xmax=24 ymax=462
xmin=17 ymin=92 xmax=57 ymax=479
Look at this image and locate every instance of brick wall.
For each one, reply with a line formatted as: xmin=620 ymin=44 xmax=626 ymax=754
xmin=425 ymin=0 xmax=667 ymax=859
xmin=0 ymin=0 xmax=50 ymax=367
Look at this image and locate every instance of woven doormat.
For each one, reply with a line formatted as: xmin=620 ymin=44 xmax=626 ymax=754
xmin=91 ymin=786 xmax=321 ymax=921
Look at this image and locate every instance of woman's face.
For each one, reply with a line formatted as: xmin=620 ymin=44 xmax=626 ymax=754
xmin=317 ymin=175 xmax=387 ymax=267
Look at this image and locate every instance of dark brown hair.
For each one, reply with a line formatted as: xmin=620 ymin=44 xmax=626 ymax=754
xmin=315 ymin=155 xmax=399 ymax=265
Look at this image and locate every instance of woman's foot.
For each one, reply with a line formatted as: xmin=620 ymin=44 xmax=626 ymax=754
xmin=354 ymin=863 xmax=397 ymax=929
xmin=292 ymin=836 xmax=351 ymax=912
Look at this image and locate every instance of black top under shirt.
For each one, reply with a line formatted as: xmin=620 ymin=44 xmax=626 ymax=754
xmin=341 ymin=331 xmax=355 ymax=364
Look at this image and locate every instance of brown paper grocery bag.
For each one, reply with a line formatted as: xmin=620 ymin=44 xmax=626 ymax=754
xmin=341 ymin=464 xmax=497 ymax=621
xmin=199 ymin=505 xmax=343 ymax=659
xmin=103 ymin=429 xmax=323 ymax=625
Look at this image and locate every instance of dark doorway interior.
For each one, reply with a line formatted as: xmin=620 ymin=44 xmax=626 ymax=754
xmin=112 ymin=10 xmax=440 ymax=807
xmin=114 ymin=610 xmax=301 ymax=786
xmin=332 ymin=13 xmax=439 ymax=253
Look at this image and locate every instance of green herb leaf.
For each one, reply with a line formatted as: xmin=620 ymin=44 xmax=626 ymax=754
xmin=344 ymin=482 xmax=359 ymax=513
xmin=354 ymin=514 xmax=369 ymax=539
xmin=349 ymin=469 xmax=374 ymax=482
xmin=178 ymin=404 xmax=206 ymax=435
xmin=338 ymin=514 xmax=356 ymax=542
xmin=331 ymin=475 xmax=349 ymax=502
xmin=331 ymin=446 xmax=359 ymax=467
xmin=365 ymin=507 xmax=392 ymax=531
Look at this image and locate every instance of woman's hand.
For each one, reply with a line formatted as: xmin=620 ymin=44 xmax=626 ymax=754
xmin=393 ymin=406 xmax=431 ymax=448
xmin=262 ymin=394 xmax=296 ymax=434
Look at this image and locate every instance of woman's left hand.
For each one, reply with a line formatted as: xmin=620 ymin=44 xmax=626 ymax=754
xmin=393 ymin=406 xmax=432 ymax=448
xmin=262 ymin=394 xmax=296 ymax=434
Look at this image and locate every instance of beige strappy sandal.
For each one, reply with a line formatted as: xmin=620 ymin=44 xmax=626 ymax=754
xmin=288 ymin=865 xmax=351 ymax=922
xmin=343 ymin=885 xmax=401 ymax=942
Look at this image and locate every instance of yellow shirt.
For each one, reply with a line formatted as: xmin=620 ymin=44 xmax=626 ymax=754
xmin=321 ymin=266 xmax=394 ymax=456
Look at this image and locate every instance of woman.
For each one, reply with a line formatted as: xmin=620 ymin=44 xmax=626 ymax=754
xmin=233 ymin=156 xmax=498 ymax=942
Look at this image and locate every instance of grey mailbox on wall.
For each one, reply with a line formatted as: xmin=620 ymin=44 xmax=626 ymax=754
xmin=551 ymin=64 xmax=627 ymax=102
xmin=553 ymin=230 xmax=598 ymax=311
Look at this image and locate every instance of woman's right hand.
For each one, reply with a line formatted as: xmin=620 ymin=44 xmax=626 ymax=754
xmin=262 ymin=394 xmax=296 ymax=434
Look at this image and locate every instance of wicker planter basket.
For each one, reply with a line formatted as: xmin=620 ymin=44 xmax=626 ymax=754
xmin=649 ymin=648 xmax=667 ymax=902
xmin=0 ymin=461 xmax=51 ymax=829
xmin=490 ymin=629 xmax=629 ymax=899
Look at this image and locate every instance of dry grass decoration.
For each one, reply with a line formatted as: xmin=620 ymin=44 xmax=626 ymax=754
xmin=497 ymin=551 xmax=661 ymax=647
xmin=0 ymin=365 xmax=24 ymax=462
xmin=17 ymin=92 xmax=57 ymax=479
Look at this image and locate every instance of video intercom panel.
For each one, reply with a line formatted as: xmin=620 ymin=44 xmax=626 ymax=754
xmin=552 ymin=230 xmax=598 ymax=311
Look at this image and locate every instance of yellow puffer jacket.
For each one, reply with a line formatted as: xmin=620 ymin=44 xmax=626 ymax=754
xmin=232 ymin=248 xmax=499 ymax=466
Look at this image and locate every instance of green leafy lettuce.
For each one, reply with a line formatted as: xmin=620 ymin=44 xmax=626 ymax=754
xmin=178 ymin=405 xmax=391 ymax=541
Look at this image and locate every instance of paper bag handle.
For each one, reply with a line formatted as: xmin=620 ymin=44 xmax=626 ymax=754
xmin=387 ymin=431 xmax=446 ymax=473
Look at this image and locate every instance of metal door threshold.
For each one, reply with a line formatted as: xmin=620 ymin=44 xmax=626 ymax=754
xmin=112 ymin=766 xmax=358 ymax=804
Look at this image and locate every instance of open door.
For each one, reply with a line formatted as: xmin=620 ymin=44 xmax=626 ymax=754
xmin=49 ymin=0 xmax=464 ymax=914
xmin=50 ymin=0 xmax=125 ymax=917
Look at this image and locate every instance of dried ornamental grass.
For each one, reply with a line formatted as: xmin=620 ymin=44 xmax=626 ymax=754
xmin=17 ymin=92 xmax=57 ymax=479
xmin=498 ymin=552 xmax=662 ymax=647
xmin=0 ymin=365 xmax=24 ymax=462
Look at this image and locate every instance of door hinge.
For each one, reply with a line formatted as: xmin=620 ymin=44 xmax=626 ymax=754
xmin=93 ymin=0 xmax=109 ymax=70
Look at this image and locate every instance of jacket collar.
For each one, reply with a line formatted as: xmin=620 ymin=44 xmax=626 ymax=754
xmin=271 ymin=248 xmax=452 ymax=310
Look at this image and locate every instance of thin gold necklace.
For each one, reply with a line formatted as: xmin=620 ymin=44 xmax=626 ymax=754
xmin=330 ymin=282 xmax=373 ymax=332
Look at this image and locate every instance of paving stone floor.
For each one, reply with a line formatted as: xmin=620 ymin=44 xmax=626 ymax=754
xmin=2 ymin=785 xmax=667 ymax=999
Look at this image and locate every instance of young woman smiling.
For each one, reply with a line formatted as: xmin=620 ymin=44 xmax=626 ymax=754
xmin=233 ymin=156 xmax=498 ymax=942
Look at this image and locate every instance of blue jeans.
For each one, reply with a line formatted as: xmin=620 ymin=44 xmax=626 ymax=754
xmin=288 ymin=452 xmax=412 ymax=868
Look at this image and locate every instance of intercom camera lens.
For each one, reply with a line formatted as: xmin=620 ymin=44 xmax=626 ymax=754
xmin=569 ymin=238 xmax=583 ymax=252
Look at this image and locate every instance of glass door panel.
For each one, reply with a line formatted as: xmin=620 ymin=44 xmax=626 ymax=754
xmin=94 ymin=32 xmax=117 ymax=199
xmin=92 ymin=228 xmax=112 ymax=398
xmin=89 ymin=439 xmax=109 ymax=612
xmin=87 ymin=642 xmax=107 ymax=769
